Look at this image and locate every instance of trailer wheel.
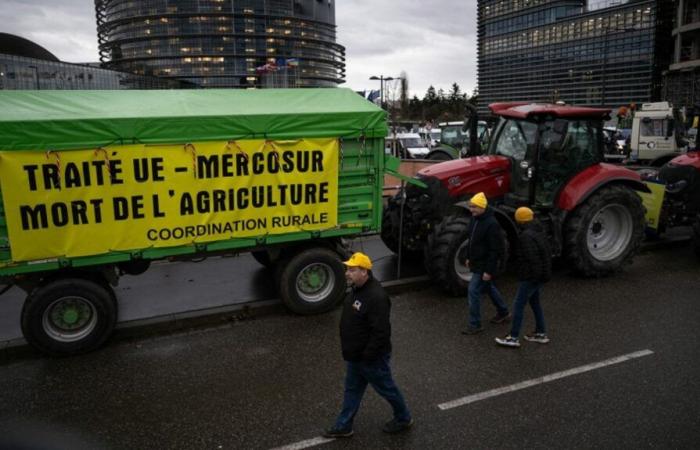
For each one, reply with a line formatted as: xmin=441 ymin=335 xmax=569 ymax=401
xmin=425 ymin=214 xmax=474 ymax=296
xmin=21 ymin=278 xmax=117 ymax=356
xmin=564 ymin=184 xmax=645 ymax=276
xmin=278 ymin=247 xmax=346 ymax=314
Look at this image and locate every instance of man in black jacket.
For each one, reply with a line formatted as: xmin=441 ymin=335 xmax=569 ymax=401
xmin=463 ymin=192 xmax=510 ymax=335
xmin=496 ymin=207 xmax=552 ymax=348
xmin=324 ymin=252 xmax=413 ymax=438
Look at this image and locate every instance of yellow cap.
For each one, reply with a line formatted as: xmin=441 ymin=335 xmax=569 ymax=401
xmin=343 ymin=252 xmax=373 ymax=270
xmin=515 ymin=207 xmax=534 ymax=223
xmin=469 ymin=192 xmax=488 ymax=209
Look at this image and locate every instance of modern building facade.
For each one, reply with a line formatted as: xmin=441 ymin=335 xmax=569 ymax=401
xmin=663 ymin=0 xmax=700 ymax=112
xmin=95 ymin=0 xmax=346 ymax=89
xmin=477 ymin=0 xmax=673 ymax=115
xmin=0 ymin=33 xmax=189 ymax=90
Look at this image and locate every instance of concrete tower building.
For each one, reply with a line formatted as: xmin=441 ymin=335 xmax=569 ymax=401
xmin=95 ymin=0 xmax=346 ymax=88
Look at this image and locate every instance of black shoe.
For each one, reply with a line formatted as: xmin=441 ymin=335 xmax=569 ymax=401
xmin=461 ymin=326 xmax=484 ymax=335
xmin=490 ymin=312 xmax=511 ymax=324
xmin=322 ymin=427 xmax=354 ymax=438
xmin=383 ymin=418 xmax=414 ymax=434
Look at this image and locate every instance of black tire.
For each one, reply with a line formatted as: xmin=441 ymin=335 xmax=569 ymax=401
xmin=692 ymin=216 xmax=700 ymax=260
xmin=564 ymin=184 xmax=645 ymax=276
xmin=380 ymin=202 xmax=423 ymax=259
xmin=251 ymin=250 xmax=274 ymax=269
xmin=21 ymin=278 xmax=117 ymax=356
xmin=278 ymin=247 xmax=346 ymax=314
xmin=428 ymin=152 xmax=452 ymax=161
xmin=425 ymin=214 xmax=510 ymax=296
xmin=425 ymin=214 xmax=473 ymax=296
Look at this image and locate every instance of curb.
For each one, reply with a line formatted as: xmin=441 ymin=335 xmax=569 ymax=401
xmin=0 ymin=276 xmax=433 ymax=363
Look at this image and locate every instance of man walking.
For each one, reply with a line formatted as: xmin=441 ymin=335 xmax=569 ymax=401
xmin=495 ymin=207 xmax=552 ymax=348
xmin=462 ymin=192 xmax=510 ymax=335
xmin=324 ymin=252 xmax=413 ymax=438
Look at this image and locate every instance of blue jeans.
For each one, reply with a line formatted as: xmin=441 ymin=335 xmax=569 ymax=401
xmin=334 ymin=353 xmax=411 ymax=431
xmin=509 ymin=280 xmax=546 ymax=338
xmin=468 ymin=272 xmax=509 ymax=329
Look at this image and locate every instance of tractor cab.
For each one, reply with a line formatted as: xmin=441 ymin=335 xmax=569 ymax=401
xmin=488 ymin=103 xmax=609 ymax=208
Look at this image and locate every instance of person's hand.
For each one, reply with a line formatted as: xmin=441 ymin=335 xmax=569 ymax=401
xmin=482 ymin=273 xmax=492 ymax=281
xmin=465 ymin=259 xmax=470 ymax=268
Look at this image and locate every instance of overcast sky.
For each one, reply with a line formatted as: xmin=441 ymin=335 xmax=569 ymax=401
xmin=0 ymin=0 xmax=478 ymax=98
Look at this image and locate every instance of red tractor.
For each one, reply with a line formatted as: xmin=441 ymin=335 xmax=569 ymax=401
xmin=382 ymin=102 xmax=650 ymax=295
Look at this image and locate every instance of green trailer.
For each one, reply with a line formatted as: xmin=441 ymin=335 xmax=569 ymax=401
xmin=0 ymin=88 xmax=389 ymax=356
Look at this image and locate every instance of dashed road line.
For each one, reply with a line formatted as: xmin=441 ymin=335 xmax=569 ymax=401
xmin=438 ymin=349 xmax=654 ymax=410
xmin=270 ymin=436 xmax=335 ymax=450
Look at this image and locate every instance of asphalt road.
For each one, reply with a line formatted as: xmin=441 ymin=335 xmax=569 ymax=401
xmin=0 ymin=242 xmax=698 ymax=449
xmin=0 ymin=235 xmax=423 ymax=344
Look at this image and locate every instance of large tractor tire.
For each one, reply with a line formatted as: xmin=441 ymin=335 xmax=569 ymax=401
xmin=21 ymin=278 xmax=117 ymax=356
xmin=277 ymin=247 xmax=347 ymax=314
xmin=564 ymin=184 xmax=645 ymax=276
xmin=424 ymin=214 xmax=474 ymax=296
xmin=425 ymin=214 xmax=510 ymax=296
xmin=380 ymin=202 xmax=423 ymax=259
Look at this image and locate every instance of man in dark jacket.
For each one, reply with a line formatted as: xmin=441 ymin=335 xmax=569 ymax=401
xmin=324 ymin=252 xmax=413 ymax=438
xmin=463 ymin=192 xmax=510 ymax=335
xmin=496 ymin=207 xmax=552 ymax=348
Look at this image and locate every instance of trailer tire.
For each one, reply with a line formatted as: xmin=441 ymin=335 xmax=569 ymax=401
xmin=564 ymin=184 xmax=645 ymax=276
xmin=21 ymin=278 xmax=117 ymax=356
xmin=278 ymin=247 xmax=346 ymax=314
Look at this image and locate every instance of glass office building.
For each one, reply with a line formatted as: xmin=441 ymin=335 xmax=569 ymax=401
xmin=663 ymin=0 xmax=700 ymax=112
xmin=95 ymin=0 xmax=346 ymax=88
xmin=477 ymin=0 xmax=673 ymax=115
xmin=0 ymin=33 xmax=190 ymax=90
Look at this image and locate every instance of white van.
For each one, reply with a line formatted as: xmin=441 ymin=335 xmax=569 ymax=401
xmin=395 ymin=132 xmax=430 ymax=159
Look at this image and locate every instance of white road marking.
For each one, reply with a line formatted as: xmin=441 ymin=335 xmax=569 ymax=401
xmin=270 ymin=436 xmax=335 ymax=450
xmin=438 ymin=349 xmax=654 ymax=410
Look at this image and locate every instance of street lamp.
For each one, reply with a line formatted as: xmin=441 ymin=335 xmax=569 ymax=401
xmin=369 ymin=75 xmax=395 ymax=109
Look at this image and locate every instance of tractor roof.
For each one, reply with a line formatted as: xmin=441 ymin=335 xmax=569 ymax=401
xmin=489 ymin=102 xmax=611 ymax=120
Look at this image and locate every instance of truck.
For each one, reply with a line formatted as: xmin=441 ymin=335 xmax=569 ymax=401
xmin=0 ymin=88 xmax=393 ymax=356
xmin=382 ymin=102 xmax=650 ymax=294
xmin=610 ymin=102 xmax=689 ymax=166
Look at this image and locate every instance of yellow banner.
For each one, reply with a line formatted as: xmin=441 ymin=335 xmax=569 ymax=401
xmin=0 ymin=139 xmax=339 ymax=261
xmin=638 ymin=181 xmax=665 ymax=230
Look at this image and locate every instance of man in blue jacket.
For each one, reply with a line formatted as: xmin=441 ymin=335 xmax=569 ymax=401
xmin=462 ymin=192 xmax=510 ymax=335
xmin=324 ymin=252 xmax=413 ymax=438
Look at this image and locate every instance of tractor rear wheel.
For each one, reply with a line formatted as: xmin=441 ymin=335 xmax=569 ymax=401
xmin=564 ymin=184 xmax=645 ymax=276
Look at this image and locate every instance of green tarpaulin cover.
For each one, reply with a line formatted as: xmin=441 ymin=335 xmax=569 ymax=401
xmin=0 ymin=88 xmax=387 ymax=151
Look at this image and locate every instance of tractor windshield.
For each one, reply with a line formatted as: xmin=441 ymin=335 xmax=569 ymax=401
xmin=492 ymin=119 xmax=537 ymax=160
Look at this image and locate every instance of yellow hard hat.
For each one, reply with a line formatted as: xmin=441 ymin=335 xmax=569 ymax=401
xmin=343 ymin=252 xmax=373 ymax=270
xmin=469 ymin=192 xmax=488 ymax=209
xmin=515 ymin=207 xmax=534 ymax=223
